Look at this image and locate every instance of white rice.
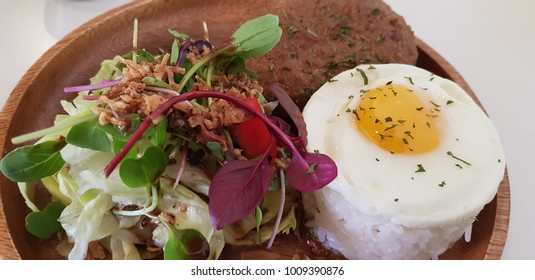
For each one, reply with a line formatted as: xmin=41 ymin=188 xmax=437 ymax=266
xmin=303 ymin=188 xmax=474 ymax=260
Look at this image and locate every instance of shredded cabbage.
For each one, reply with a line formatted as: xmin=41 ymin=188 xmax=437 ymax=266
xmin=59 ymin=192 xmax=118 ymax=260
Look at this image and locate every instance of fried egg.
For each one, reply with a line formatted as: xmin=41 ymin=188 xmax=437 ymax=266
xmin=302 ymin=64 xmax=505 ymax=228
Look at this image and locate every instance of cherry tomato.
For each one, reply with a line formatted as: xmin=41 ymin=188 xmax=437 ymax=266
xmin=230 ymin=98 xmax=277 ymax=161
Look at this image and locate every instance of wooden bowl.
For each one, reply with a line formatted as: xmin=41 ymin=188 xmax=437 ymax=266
xmin=0 ymin=0 xmax=509 ymax=260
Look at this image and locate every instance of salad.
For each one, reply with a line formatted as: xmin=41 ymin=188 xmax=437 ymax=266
xmin=0 ymin=14 xmax=337 ymax=260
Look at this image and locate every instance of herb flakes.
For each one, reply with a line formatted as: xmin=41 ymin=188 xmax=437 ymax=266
xmin=415 ymin=164 xmax=426 ymax=173
xmin=356 ymin=68 xmax=369 ymax=85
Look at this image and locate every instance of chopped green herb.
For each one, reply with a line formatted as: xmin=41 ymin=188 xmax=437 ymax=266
xmin=352 ymin=109 xmax=361 ymax=121
xmin=287 ymin=25 xmax=299 ymax=37
xmin=394 ymin=198 xmax=399 ymax=202
xmin=402 ymin=138 xmax=409 ymax=145
xmin=328 ymin=78 xmax=338 ymax=82
xmin=371 ymin=8 xmax=381 ymax=16
xmin=416 ymin=107 xmax=424 ymax=111
xmin=426 ymin=122 xmax=431 ymax=128
xmin=348 ymin=95 xmax=354 ymax=99
xmin=404 ymin=131 xmax=414 ymax=139
xmin=447 ymin=151 xmax=472 ymax=166
xmin=384 ymin=124 xmax=398 ymax=131
xmin=375 ymin=158 xmax=380 ymax=162
xmin=314 ymin=149 xmax=320 ymax=154
xmin=415 ymin=164 xmax=426 ymax=173
xmin=446 ymin=100 xmax=454 ymax=105
xmin=405 ymin=76 xmax=414 ymax=85
xmin=368 ymin=64 xmax=376 ymax=70
xmin=386 ymin=80 xmax=393 ymax=85
xmin=430 ymin=101 xmax=441 ymax=108
xmin=455 ymin=163 xmax=463 ymax=169
xmin=356 ymin=68 xmax=369 ymax=85
xmin=498 ymin=159 xmax=502 ymax=163
xmin=379 ymin=133 xmax=393 ymax=141
xmin=438 ymin=181 xmax=446 ymax=187
xmin=340 ymin=25 xmax=352 ymax=35
xmin=385 ymin=117 xmax=393 ymax=123
xmin=360 ymin=57 xmax=372 ymax=64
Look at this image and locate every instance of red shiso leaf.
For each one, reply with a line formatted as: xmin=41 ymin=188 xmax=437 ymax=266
xmin=208 ymin=159 xmax=273 ymax=230
xmin=269 ymin=84 xmax=308 ymax=147
xmin=287 ymin=152 xmax=337 ymax=192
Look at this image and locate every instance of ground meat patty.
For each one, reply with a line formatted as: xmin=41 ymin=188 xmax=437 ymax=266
xmin=246 ymin=0 xmax=418 ymax=109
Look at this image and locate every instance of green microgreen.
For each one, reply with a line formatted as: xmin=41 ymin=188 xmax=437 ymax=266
xmin=0 ymin=140 xmax=67 ymax=182
xmin=119 ymin=146 xmax=167 ymax=188
xmin=66 ymin=119 xmax=112 ymax=152
xmin=25 ymin=201 xmax=65 ymax=239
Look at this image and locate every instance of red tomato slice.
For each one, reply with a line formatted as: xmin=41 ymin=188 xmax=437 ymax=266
xmin=230 ymin=98 xmax=277 ymax=161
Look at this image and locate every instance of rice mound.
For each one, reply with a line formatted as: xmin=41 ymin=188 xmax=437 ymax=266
xmin=303 ymin=188 xmax=473 ymax=260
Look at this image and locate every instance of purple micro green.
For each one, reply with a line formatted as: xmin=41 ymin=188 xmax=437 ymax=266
xmin=63 ymin=80 xmax=121 ymax=93
xmin=173 ymin=144 xmax=188 ymax=189
xmin=82 ymin=95 xmax=100 ymax=101
xmin=270 ymin=84 xmax=308 ymax=147
xmin=176 ymin=41 xmax=193 ymax=67
xmin=208 ymin=155 xmax=272 ymax=229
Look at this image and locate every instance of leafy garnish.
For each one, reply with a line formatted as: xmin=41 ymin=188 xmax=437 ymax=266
xmin=66 ymin=119 xmax=111 ymax=152
xmin=230 ymin=14 xmax=282 ymax=59
xmin=208 ymin=158 xmax=272 ymax=229
xmin=270 ymin=84 xmax=308 ymax=147
xmin=25 ymin=201 xmax=65 ymax=239
xmin=0 ymin=140 xmax=67 ymax=182
xmin=119 ymin=146 xmax=167 ymax=188
xmin=255 ymin=206 xmax=263 ymax=243
xmin=206 ymin=141 xmax=224 ymax=161
xmin=164 ymin=227 xmax=210 ymax=260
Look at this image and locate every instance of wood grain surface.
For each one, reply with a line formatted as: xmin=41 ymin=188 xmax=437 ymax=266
xmin=0 ymin=0 xmax=509 ymax=260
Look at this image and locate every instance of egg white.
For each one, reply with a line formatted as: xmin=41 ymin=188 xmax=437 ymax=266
xmin=302 ymin=64 xmax=505 ymax=228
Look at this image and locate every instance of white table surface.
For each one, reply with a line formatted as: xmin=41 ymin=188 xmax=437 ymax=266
xmin=0 ymin=0 xmax=533 ymax=260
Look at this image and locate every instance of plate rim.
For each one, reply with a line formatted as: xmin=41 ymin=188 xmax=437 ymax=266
xmin=0 ymin=0 xmax=510 ymax=260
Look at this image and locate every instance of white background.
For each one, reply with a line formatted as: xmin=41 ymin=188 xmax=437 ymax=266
xmin=0 ymin=0 xmax=534 ymax=259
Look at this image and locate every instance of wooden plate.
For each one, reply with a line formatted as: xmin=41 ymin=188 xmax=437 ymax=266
xmin=0 ymin=0 xmax=509 ymax=260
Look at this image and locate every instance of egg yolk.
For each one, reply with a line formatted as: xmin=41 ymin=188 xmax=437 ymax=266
xmin=354 ymin=84 xmax=440 ymax=154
